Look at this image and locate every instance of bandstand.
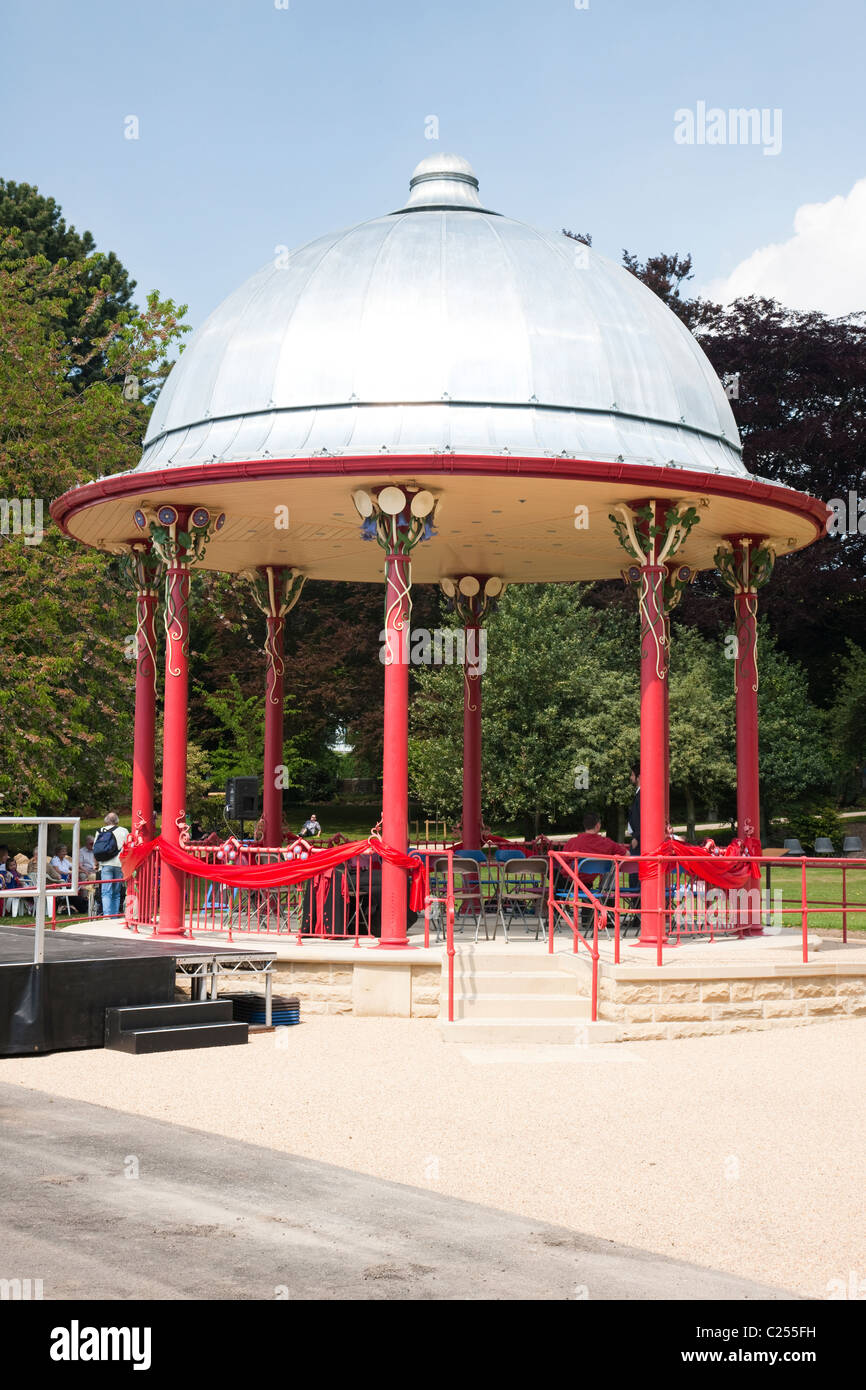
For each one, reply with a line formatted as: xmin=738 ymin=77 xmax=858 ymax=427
xmin=52 ymin=154 xmax=827 ymax=958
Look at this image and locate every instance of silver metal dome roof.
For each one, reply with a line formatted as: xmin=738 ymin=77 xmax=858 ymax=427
xmin=139 ymin=155 xmax=744 ymax=477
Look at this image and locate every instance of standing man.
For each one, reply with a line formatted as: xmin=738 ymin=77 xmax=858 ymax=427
xmin=93 ymin=812 xmax=129 ymax=918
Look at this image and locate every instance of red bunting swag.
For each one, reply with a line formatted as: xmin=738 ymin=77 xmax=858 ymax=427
xmin=122 ymin=836 xmax=427 ymax=913
xmin=639 ymin=837 xmax=763 ymax=892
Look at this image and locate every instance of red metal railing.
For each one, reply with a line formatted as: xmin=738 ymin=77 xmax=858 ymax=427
xmin=123 ymin=841 xmax=459 ymax=953
xmin=548 ymin=851 xmax=607 ymax=1020
xmin=415 ymin=849 xmax=455 ymax=1017
xmin=178 ymin=843 xmax=384 ymax=943
xmin=546 ymin=851 xmax=866 ymax=969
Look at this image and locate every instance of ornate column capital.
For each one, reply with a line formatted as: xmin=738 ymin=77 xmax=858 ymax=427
xmin=611 ymin=501 xmax=702 ymax=681
xmin=352 ymin=485 xmax=437 ymax=554
xmin=609 ymin=497 xmax=702 ymax=568
xmin=119 ymin=540 xmax=163 ymax=596
xmin=714 ymin=536 xmax=776 ymax=595
xmin=440 ymin=574 xmax=506 ymax=625
xmin=131 ymin=503 xmax=226 ymax=569
xmin=241 ymin=564 xmax=306 ymax=619
xmin=239 ymin=565 xmax=306 ymax=712
xmin=716 ymin=537 xmax=774 ymax=698
xmin=353 ymin=486 xmax=436 ymax=669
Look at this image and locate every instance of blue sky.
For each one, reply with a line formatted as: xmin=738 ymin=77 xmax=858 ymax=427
xmin=3 ymin=0 xmax=865 ymax=326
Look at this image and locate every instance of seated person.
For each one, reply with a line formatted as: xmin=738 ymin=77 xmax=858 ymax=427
xmin=0 ymin=857 xmax=20 ymax=889
xmin=0 ymin=857 xmax=38 ymax=916
xmin=79 ymin=836 xmax=97 ymax=880
xmin=562 ymin=812 xmax=630 ymax=889
xmin=300 ymin=813 xmax=321 ymax=838
xmin=50 ymin=844 xmax=74 ymax=881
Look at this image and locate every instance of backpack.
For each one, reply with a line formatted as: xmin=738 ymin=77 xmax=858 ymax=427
xmin=93 ymin=828 xmax=118 ymax=862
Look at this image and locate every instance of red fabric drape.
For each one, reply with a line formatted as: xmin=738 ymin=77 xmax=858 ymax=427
xmin=639 ymin=837 xmax=762 ymax=891
xmin=122 ymin=836 xmax=426 ymax=913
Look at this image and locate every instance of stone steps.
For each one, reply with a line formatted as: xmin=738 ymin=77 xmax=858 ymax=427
xmin=441 ymin=950 xmax=593 ymax=1042
xmin=452 ymin=969 xmax=583 ymax=996
xmin=453 ymin=992 xmax=591 ymax=1020
xmin=452 ymin=950 xmax=568 ymax=971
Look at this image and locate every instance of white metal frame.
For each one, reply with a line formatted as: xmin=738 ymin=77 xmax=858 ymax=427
xmin=0 ymin=817 xmax=81 ymax=964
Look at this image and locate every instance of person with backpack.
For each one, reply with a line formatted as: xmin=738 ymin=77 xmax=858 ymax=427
xmin=93 ymin=812 xmax=129 ymax=917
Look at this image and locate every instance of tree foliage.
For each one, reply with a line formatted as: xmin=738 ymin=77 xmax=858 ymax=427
xmin=0 ymin=231 xmax=188 ymax=813
xmin=0 ymin=180 xmax=137 ymax=388
xmin=829 ymin=641 xmax=866 ymax=800
xmin=409 ymin=586 xmax=829 ymax=839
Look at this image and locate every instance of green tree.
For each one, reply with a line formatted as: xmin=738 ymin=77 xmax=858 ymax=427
xmin=410 ymin=585 xmax=641 ymax=837
xmin=409 ymin=587 xmax=828 ymax=845
xmin=0 ymin=234 xmax=188 ymax=814
xmin=195 ymin=676 xmax=312 ymax=791
xmin=829 ymin=641 xmax=866 ymax=800
xmin=0 ymin=180 xmax=137 ymax=388
xmin=668 ymin=624 xmax=736 ymax=839
xmin=752 ymin=624 xmax=828 ymax=834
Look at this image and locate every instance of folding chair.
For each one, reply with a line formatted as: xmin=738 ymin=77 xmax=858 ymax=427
xmin=429 ymin=856 xmax=489 ymax=942
xmin=452 ymin=857 xmax=492 ymax=941
xmin=559 ymin=859 xmax=640 ymax=940
xmin=497 ymin=857 xmax=547 ymax=941
xmin=430 ymin=857 xmax=450 ymax=942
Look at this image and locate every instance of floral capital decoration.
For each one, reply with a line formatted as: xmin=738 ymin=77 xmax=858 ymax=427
xmin=610 ymin=499 xmax=702 ymax=679
xmin=240 ymin=565 xmax=306 ymax=706
xmin=715 ymin=537 xmax=775 ymax=694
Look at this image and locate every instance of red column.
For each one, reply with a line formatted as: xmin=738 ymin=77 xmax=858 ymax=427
xmin=157 ymin=537 xmax=191 ymax=937
xmin=248 ymin=566 xmax=305 ymax=847
xmin=718 ymin=537 xmax=774 ymax=847
xmin=462 ymin=626 xmax=483 ymax=850
xmin=734 ymin=587 xmax=760 ymax=844
xmin=380 ymin=550 xmax=411 ymax=947
xmin=638 ymin=557 xmax=669 ymax=945
xmin=262 ymin=611 xmax=285 ymax=846
xmin=731 ymin=540 xmax=764 ymax=934
xmin=615 ymin=506 xmax=699 ymax=947
xmin=663 ymin=613 xmax=671 ymax=833
xmin=130 ymin=548 xmax=159 ymax=838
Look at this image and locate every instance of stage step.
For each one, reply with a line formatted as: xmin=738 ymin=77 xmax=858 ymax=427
xmin=442 ymin=952 xmax=594 ymax=1042
xmin=452 ymin=950 xmax=566 ymax=970
xmin=451 ymin=969 xmax=580 ymax=995
xmin=105 ymin=1001 xmax=248 ymax=1054
xmin=453 ymin=992 xmax=591 ymax=1020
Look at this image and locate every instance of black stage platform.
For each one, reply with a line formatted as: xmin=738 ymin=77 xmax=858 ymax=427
xmin=0 ymin=927 xmax=259 ymax=1056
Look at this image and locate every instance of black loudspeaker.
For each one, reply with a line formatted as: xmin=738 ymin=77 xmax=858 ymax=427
xmin=225 ymin=777 xmax=260 ymax=819
xmin=300 ymin=861 xmax=416 ymax=938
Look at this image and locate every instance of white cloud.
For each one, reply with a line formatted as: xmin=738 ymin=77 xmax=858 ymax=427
xmin=700 ymin=178 xmax=866 ymax=317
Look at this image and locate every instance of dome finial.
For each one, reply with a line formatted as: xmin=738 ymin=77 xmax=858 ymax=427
xmin=401 ymin=153 xmax=486 ymax=211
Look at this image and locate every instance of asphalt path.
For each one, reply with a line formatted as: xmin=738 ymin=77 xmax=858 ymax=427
xmin=0 ymin=1082 xmax=792 ymax=1301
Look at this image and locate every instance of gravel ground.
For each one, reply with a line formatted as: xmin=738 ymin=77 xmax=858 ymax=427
xmin=3 ymin=1016 xmax=865 ymax=1299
